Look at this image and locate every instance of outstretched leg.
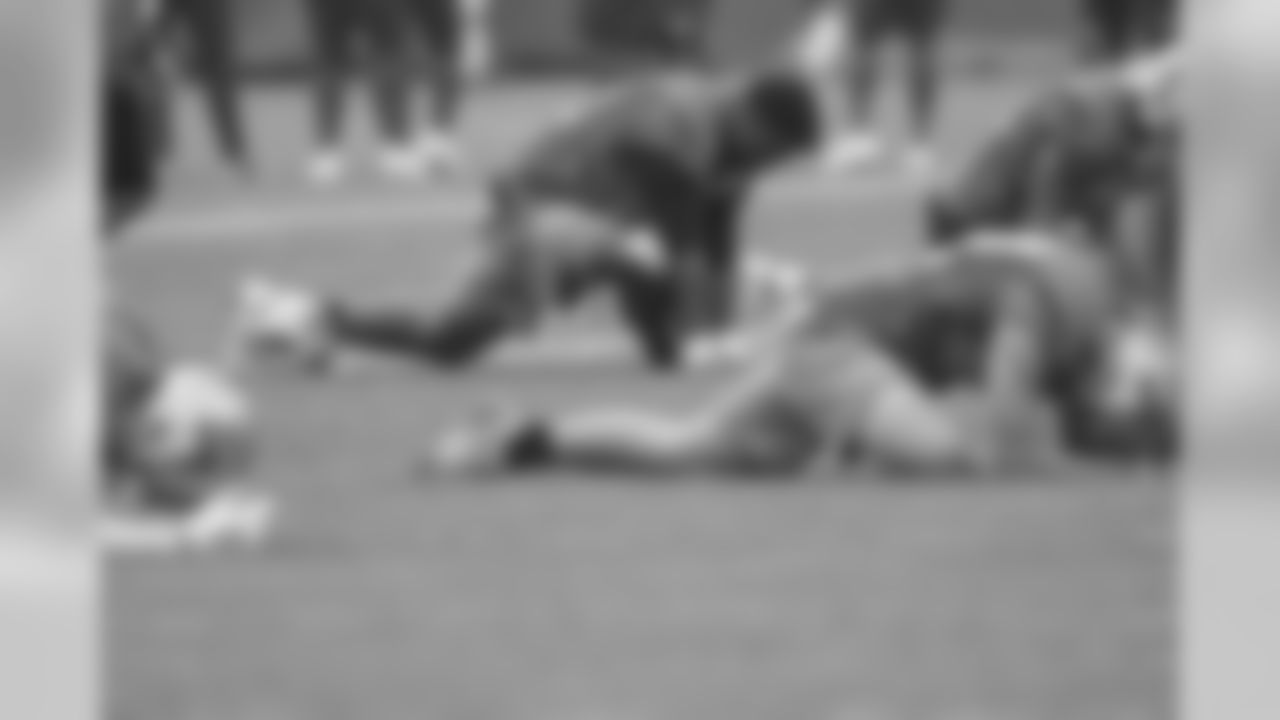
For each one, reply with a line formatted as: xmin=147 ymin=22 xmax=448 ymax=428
xmin=326 ymin=247 xmax=552 ymax=369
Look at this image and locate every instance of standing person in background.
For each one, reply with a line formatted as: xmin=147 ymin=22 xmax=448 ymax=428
xmin=304 ymin=0 xmax=413 ymax=184
xmin=818 ymin=0 xmax=950 ymax=177
xmin=396 ymin=0 xmax=494 ymax=177
xmin=158 ymin=0 xmax=253 ymax=175
xmin=303 ymin=0 xmax=491 ymax=184
xmin=1079 ymin=0 xmax=1176 ymax=62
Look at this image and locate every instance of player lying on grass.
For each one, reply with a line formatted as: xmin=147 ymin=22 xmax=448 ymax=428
xmin=234 ymin=63 xmax=833 ymax=373
xmin=421 ymin=229 xmax=1178 ymax=480
xmin=102 ymin=28 xmax=273 ymax=549
xmin=104 ymin=276 xmax=273 ymax=550
xmin=926 ymin=47 xmax=1178 ymax=251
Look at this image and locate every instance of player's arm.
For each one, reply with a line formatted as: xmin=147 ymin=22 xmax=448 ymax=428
xmin=966 ymin=279 xmax=1061 ymax=467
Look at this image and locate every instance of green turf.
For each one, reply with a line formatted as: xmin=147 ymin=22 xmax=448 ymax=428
xmin=108 ymin=81 xmax=1173 ymax=720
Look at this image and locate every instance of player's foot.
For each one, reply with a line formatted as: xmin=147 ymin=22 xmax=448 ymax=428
xmin=378 ymin=142 xmax=430 ymax=182
xmin=306 ymin=149 xmax=348 ymax=186
xmin=229 ymin=275 xmax=337 ymax=375
xmin=104 ymin=490 xmax=277 ymax=554
xmin=820 ymin=131 xmax=891 ymax=174
xmin=422 ymin=406 xmax=538 ymax=479
xmin=182 ymin=489 xmax=277 ymax=550
xmin=413 ymin=131 xmax=469 ymax=178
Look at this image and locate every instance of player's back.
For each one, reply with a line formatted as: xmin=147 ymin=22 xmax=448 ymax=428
xmin=494 ymin=68 xmax=816 ymax=222
xmin=493 ymin=73 xmax=729 ymax=221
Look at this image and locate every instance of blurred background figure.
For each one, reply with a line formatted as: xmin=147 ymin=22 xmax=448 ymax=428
xmin=157 ymin=0 xmax=253 ymax=175
xmin=818 ymin=0 xmax=951 ymax=177
xmin=1079 ymin=0 xmax=1176 ymax=62
xmin=303 ymin=0 xmax=489 ymax=185
xmin=398 ymin=0 xmax=491 ymax=176
xmin=105 ymin=0 xmax=170 ymax=230
xmin=303 ymin=0 xmax=416 ymax=185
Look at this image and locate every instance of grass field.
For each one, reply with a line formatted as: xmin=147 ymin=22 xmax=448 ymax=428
xmin=108 ymin=76 xmax=1173 ymax=720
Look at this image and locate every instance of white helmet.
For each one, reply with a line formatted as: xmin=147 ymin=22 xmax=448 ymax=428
xmin=135 ymin=363 xmax=255 ymax=479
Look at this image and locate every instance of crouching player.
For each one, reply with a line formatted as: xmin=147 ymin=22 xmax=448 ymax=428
xmin=926 ymin=48 xmax=1178 ymax=249
xmin=422 ymin=231 xmax=1178 ymax=480
xmin=234 ymin=65 xmax=824 ymax=374
xmin=101 ymin=14 xmax=273 ymax=550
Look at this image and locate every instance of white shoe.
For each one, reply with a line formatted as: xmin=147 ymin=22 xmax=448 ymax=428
xmin=182 ymin=490 xmax=277 ymax=550
xmin=104 ymin=491 xmax=277 ymax=554
xmin=378 ymin=143 xmax=430 ymax=182
xmin=229 ymin=275 xmax=336 ymax=375
xmin=306 ymin=150 xmax=348 ymax=186
xmin=414 ymin=132 xmax=468 ymax=178
xmin=894 ymin=143 xmax=942 ymax=183
xmin=821 ymin=132 xmax=891 ymax=173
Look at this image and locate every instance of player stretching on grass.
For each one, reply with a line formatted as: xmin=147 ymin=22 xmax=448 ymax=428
xmin=234 ymin=61 xmax=833 ymax=374
xmin=421 ymin=229 xmax=1178 ymax=480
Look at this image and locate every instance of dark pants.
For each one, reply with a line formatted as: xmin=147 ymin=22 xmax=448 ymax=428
xmin=162 ymin=0 xmax=251 ymax=168
xmin=328 ymin=200 xmax=685 ymax=371
xmin=1080 ymin=0 xmax=1175 ymax=60
xmin=307 ymin=0 xmax=463 ymax=147
xmin=844 ymin=0 xmax=948 ymax=140
xmin=399 ymin=0 xmax=464 ymax=131
xmin=307 ymin=0 xmax=412 ymax=145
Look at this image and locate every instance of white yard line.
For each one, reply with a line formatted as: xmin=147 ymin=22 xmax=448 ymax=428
xmin=131 ymin=174 xmax=918 ymax=250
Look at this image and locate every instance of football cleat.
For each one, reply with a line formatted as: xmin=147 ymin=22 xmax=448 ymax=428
xmin=229 ymin=275 xmax=337 ymax=376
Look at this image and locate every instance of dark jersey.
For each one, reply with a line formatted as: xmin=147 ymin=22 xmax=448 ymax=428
xmin=490 ymin=69 xmax=822 ymax=244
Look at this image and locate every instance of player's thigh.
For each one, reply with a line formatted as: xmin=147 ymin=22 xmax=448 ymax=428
xmin=483 ymin=200 xmax=642 ymax=314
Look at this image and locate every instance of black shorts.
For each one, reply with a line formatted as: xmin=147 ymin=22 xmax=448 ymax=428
xmin=848 ymin=0 xmax=948 ymax=42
